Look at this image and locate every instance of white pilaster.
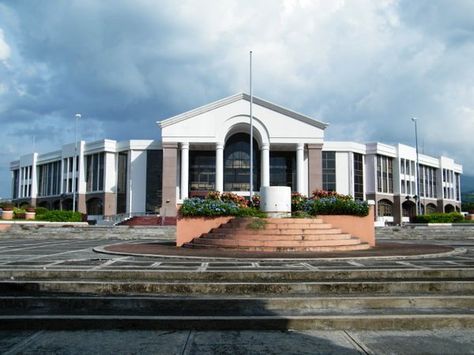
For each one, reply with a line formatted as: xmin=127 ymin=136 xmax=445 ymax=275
xmin=296 ymin=143 xmax=305 ymax=194
xmin=180 ymin=142 xmax=189 ymax=200
xmin=216 ymin=143 xmax=224 ymax=192
xmin=261 ymin=143 xmax=270 ymax=187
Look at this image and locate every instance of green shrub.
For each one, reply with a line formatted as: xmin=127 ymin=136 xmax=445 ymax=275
xmin=0 ymin=203 xmax=14 ymax=211
xmin=180 ymin=198 xmax=240 ymax=217
xmin=303 ymin=197 xmax=369 ymax=217
xmin=291 ymin=211 xmax=313 ymax=218
xmin=412 ymin=212 xmax=464 ymax=223
xmin=35 ymin=207 xmax=49 ymax=217
xmin=235 ymin=207 xmax=266 ymax=218
xmin=13 ymin=207 xmax=26 ymax=219
xmin=246 ymin=218 xmax=267 ymax=230
xmin=180 ymin=197 xmax=265 ymax=218
xmin=291 ymin=192 xmax=307 ymax=212
xmin=36 ymin=210 xmax=82 ymax=222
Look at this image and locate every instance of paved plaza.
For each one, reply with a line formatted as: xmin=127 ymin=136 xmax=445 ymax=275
xmin=0 ymin=235 xmax=473 ymax=354
xmin=0 ymin=237 xmax=473 ymax=271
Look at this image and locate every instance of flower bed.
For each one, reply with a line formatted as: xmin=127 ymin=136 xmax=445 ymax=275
xmin=292 ymin=190 xmax=369 ymax=217
xmin=180 ymin=192 xmax=265 ymax=218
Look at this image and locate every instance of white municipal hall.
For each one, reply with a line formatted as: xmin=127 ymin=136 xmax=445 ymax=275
xmin=10 ymin=93 xmax=463 ymax=225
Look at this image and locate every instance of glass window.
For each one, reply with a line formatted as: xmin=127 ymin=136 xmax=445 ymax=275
xmin=117 ymin=152 xmax=128 ymax=214
xmin=146 ymin=150 xmax=163 ymax=213
xmin=353 ymin=153 xmax=364 ymax=200
xmin=270 ymin=151 xmax=296 ymax=191
xmin=322 ymin=151 xmax=336 ymax=191
xmin=378 ymin=199 xmax=393 ymax=216
xmin=189 ymin=151 xmax=215 ymax=192
xmin=224 ymin=133 xmax=260 ymax=192
xmin=86 ymin=153 xmax=105 ymax=192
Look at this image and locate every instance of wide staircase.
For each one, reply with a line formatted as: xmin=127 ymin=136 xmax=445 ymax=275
xmin=184 ymin=218 xmax=370 ymax=252
xmin=0 ymin=268 xmax=473 ymax=330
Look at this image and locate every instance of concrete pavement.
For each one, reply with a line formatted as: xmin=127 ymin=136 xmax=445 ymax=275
xmin=0 ymin=235 xmax=473 ymax=353
xmin=2 ymin=329 xmax=474 ymax=354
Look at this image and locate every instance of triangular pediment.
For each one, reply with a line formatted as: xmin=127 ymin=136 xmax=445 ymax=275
xmin=158 ymin=93 xmax=328 ymax=130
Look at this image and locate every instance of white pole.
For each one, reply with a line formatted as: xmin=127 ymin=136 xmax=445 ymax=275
xmin=249 ymin=50 xmax=253 ymax=200
xmin=73 ymin=113 xmax=81 ymax=212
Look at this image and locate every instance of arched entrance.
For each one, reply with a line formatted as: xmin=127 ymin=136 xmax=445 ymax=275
xmin=402 ymin=200 xmax=416 ymax=219
xmin=38 ymin=201 xmax=49 ymax=209
xmin=224 ymin=133 xmax=260 ymax=192
xmin=53 ymin=200 xmax=61 ymax=210
xmin=377 ymin=199 xmax=393 ymax=217
xmin=445 ymin=204 xmax=455 ymax=213
xmin=62 ymin=198 xmax=73 ymax=211
xmin=426 ymin=203 xmax=437 ymax=214
xmin=87 ymin=198 xmax=103 ymax=215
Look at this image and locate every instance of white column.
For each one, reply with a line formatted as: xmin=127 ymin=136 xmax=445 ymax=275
xmin=216 ymin=143 xmax=224 ymax=192
xmin=180 ymin=142 xmax=189 ymax=200
xmin=261 ymin=143 xmax=270 ymax=187
xmin=296 ymin=143 xmax=305 ymax=194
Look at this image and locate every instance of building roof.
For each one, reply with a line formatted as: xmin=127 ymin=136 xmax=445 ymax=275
xmin=158 ymin=93 xmax=328 ymax=130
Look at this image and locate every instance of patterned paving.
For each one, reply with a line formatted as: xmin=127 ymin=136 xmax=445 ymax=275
xmin=0 ymin=238 xmax=473 ymax=272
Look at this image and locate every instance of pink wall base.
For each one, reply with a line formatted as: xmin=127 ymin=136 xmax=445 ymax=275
xmin=320 ymin=205 xmax=375 ymax=246
xmin=0 ymin=224 xmax=12 ymax=232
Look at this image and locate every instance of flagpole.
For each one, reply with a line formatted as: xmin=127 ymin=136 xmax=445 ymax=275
xmin=249 ymin=50 xmax=253 ymax=200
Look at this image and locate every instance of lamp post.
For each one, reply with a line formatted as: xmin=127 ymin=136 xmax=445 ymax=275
xmin=411 ymin=117 xmax=420 ymax=215
xmin=72 ymin=113 xmax=81 ymax=213
xmin=249 ymin=50 xmax=253 ymax=200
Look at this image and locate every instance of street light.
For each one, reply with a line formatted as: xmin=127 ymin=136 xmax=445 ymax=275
xmin=411 ymin=117 xmax=420 ymax=215
xmin=249 ymin=50 xmax=253 ymax=200
xmin=72 ymin=113 xmax=81 ymax=213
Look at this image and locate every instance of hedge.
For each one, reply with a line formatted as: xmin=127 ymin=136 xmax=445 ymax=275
xmin=36 ymin=210 xmax=83 ymax=222
xmin=412 ymin=212 xmax=464 ymax=223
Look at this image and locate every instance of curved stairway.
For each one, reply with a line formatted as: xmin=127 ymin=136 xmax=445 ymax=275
xmin=183 ymin=218 xmax=371 ymax=252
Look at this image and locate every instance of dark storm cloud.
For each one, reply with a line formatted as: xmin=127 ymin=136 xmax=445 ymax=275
xmin=0 ymin=0 xmax=472 ymax=197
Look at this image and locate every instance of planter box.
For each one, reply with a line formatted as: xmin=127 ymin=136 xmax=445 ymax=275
xmin=320 ymin=204 xmax=375 ymax=247
xmin=176 ymin=216 xmax=234 ymax=247
xmin=25 ymin=212 xmax=36 ymax=220
xmin=1 ymin=211 xmax=13 ymax=220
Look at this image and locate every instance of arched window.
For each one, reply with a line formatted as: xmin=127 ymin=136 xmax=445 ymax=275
xmin=445 ymin=204 xmax=455 ymax=213
xmin=402 ymin=200 xmax=416 ymax=218
xmin=426 ymin=203 xmax=437 ymax=214
xmin=377 ymin=199 xmax=393 ymax=217
xmin=224 ymin=133 xmax=260 ymax=192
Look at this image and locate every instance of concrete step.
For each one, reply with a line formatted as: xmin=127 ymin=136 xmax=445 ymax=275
xmin=218 ymin=224 xmax=335 ymax=232
xmin=1 ymin=295 xmax=473 ymax=316
xmin=2 ymin=280 xmax=474 ymax=296
xmin=2 ymin=268 xmax=473 ymax=282
xmin=192 ymin=237 xmax=362 ymax=247
xmin=190 ymin=243 xmax=371 ymax=252
xmin=0 ymin=314 xmax=473 ymax=330
xmin=211 ymin=227 xmax=342 ymax=235
xmin=193 ymin=217 xmax=366 ymax=251
xmin=201 ymin=233 xmax=350 ymax=241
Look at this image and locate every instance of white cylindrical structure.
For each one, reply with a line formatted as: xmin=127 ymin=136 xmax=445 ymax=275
xmin=260 ymin=186 xmax=291 ymax=218
xmin=296 ymin=143 xmax=305 ymax=194
xmin=216 ymin=143 xmax=224 ymax=192
xmin=261 ymin=143 xmax=270 ymax=187
xmin=180 ymin=142 xmax=189 ymax=200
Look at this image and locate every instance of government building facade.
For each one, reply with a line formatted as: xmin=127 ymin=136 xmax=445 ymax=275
xmin=10 ymin=93 xmax=463 ymax=224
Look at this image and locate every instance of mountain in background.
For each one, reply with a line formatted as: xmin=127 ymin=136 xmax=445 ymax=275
xmin=461 ymin=175 xmax=474 ymax=193
xmin=461 ymin=175 xmax=474 ymax=203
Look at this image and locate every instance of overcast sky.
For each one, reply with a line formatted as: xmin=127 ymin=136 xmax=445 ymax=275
xmin=0 ymin=0 xmax=473 ymax=198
